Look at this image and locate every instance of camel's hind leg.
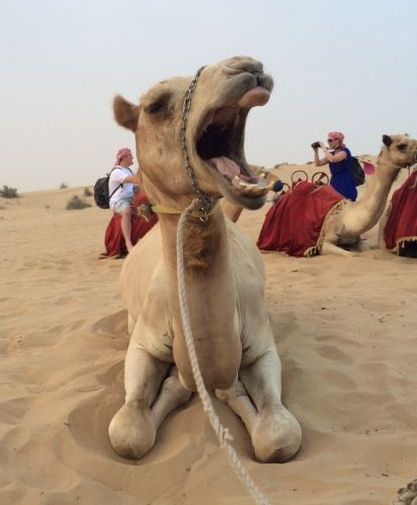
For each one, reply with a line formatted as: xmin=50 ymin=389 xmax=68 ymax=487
xmin=216 ymin=348 xmax=301 ymax=463
xmin=109 ymin=341 xmax=191 ymax=459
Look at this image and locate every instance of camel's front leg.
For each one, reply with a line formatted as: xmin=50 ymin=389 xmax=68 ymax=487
xmin=109 ymin=340 xmax=191 ymax=459
xmin=321 ymin=240 xmax=357 ymax=257
xmin=216 ymin=348 xmax=301 ymax=463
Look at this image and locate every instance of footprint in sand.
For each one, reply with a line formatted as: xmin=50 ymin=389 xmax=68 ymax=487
xmin=316 ymin=345 xmax=354 ymax=364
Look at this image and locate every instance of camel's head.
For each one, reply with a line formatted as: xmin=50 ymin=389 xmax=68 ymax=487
xmin=381 ymin=134 xmax=417 ymax=168
xmin=113 ymin=56 xmax=273 ymax=210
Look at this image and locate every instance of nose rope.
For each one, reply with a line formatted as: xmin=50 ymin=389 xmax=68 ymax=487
xmin=176 ymin=67 xmax=272 ymax=505
xmin=176 ymin=199 xmax=271 ymax=505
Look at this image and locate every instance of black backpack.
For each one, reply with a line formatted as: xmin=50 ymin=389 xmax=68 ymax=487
xmin=350 ymin=157 xmax=365 ymax=187
xmin=93 ymin=167 xmax=132 ymax=209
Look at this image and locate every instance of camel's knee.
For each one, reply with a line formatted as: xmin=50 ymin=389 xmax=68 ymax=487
xmin=108 ymin=402 xmax=155 ymax=459
xmin=252 ymin=406 xmax=302 ymax=463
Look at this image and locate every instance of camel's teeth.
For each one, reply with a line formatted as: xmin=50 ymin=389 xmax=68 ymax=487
xmin=232 ymin=176 xmax=267 ymax=193
xmin=232 ymin=176 xmax=250 ymax=189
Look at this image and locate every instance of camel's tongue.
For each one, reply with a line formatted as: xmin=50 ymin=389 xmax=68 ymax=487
xmin=209 ymin=156 xmax=241 ymax=180
xmin=209 ymin=156 xmax=262 ymax=192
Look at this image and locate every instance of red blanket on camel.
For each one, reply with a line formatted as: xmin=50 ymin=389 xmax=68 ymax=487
xmin=101 ymin=192 xmax=158 ymax=258
xmin=384 ymin=171 xmax=417 ymax=256
xmin=257 ymin=181 xmax=344 ymax=257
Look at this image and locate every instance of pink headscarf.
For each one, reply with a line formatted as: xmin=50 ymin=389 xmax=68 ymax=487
xmin=115 ymin=147 xmax=131 ymax=165
xmin=327 ymin=131 xmax=345 ymax=143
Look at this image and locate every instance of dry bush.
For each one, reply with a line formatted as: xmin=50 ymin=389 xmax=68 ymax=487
xmin=0 ymin=185 xmax=19 ymax=198
xmin=66 ymin=195 xmax=92 ymax=210
xmin=84 ymin=187 xmax=93 ymax=197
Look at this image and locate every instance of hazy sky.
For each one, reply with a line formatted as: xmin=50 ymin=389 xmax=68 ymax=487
xmin=1 ymin=0 xmax=416 ymax=192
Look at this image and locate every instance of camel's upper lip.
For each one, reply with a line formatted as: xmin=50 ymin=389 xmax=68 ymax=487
xmin=194 ymin=79 xmax=271 ymax=208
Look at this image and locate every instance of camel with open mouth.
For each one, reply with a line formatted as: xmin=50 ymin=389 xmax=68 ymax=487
xmin=108 ymin=56 xmax=302 ymax=463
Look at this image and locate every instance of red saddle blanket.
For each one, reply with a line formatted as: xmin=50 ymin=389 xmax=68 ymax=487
xmin=101 ymin=192 xmax=158 ymax=258
xmin=384 ymin=171 xmax=417 ymax=254
xmin=257 ymin=181 xmax=344 ymax=257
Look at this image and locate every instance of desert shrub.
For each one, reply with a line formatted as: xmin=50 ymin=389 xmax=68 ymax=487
xmin=84 ymin=187 xmax=93 ymax=197
xmin=66 ymin=195 xmax=92 ymax=210
xmin=59 ymin=182 xmax=68 ymax=189
xmin=0 ymin=185 xmax=19 ymax=198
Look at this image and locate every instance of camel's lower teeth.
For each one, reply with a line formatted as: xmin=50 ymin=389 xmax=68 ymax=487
xmin=232 ymin=176 xmax=253 ymax=188
xmin=232 ymin=176 xmax=267 ymax=195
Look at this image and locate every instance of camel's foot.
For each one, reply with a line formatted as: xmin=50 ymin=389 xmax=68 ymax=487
xmin=108 ymin=402 xmax=156 ymax=459
xmin=322 ymin=241 xmax=358 ymax=257
xmin=251 ymin=405 xmax=302 ymax=463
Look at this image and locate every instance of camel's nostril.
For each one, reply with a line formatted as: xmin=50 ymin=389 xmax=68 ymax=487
xmin=254 ymin=72 xmax=263 ymax=86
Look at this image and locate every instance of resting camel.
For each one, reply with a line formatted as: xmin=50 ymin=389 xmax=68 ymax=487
xmin=108 ymin=56 xmax=302 ymax=463
xmin=257 ymin=134 xmax=417 ymax=257
xmin=318 ymin=134 xmax=417 ymax=256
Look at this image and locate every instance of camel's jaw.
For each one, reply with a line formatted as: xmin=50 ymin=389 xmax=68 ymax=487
xmin=195 ymin=81 xmax=272 ymax=209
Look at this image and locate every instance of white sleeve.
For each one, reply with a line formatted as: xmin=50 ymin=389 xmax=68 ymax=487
xmin=110 ymin=168 xmax=125 ymax=184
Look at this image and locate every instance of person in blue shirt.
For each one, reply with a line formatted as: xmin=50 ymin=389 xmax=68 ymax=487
xmin=312 ymin=131 xmax=357 ymax=201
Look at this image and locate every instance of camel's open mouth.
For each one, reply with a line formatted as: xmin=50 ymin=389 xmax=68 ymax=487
xmin=196 ymin=85 xmax=270 ymax=209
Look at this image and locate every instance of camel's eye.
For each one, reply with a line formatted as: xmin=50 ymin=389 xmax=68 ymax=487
xmin=397 ymin=143 xmax=407 ymax=151
xmin=144 ymin=92 xmax=172 ymax=115
xmin=146 ymin=101 xmax=165 ymax=114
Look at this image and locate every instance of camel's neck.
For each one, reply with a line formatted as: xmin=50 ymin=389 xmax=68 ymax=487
xmin=342 ymin=155 xmax=400 ymax=237
xmin=158 ymin=204 xmax=241 ymax=392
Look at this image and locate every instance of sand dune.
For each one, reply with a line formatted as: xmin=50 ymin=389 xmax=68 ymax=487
xmin=0 ymin=170 xmax=416 ymax=505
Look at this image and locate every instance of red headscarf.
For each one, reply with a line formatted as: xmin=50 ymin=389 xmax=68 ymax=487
xmin=115 ymin=147 xmax=132 ymax=165
xmin=327 ymin=131 xmax=345 ymax=145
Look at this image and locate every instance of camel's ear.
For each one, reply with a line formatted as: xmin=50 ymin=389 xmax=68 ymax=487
xmin=113 ymin=95 xmax=140 ymax=132
xmin=382 ymin=134 xmax=393 ymax=147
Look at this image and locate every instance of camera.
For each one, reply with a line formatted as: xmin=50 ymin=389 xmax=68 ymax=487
xmin=311 ymin=141 xmax=321 ymax=149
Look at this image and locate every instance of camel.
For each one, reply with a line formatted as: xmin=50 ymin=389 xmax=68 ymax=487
xmin=256 ymin=134 xmax=417 ymax=257
xmin=318 ymin=134 xmax=417 ymax=256
xmin=108 ymin=56 xmax=302 ymax=463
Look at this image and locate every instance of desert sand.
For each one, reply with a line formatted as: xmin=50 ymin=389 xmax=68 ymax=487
xmin=1 ymin=165 xmax=416 ymax=505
